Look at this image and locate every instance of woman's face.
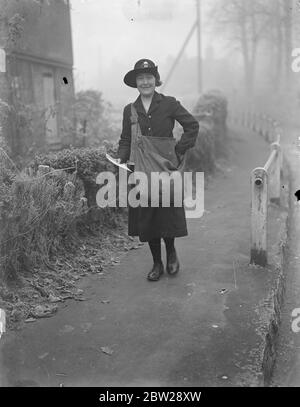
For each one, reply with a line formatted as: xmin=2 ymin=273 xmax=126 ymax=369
xmin=136 ymin=73 xmax=156 ymax=97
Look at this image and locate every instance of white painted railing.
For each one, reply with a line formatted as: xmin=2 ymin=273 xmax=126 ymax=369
xmin=228 ymin=108 xmax=283 ymax=267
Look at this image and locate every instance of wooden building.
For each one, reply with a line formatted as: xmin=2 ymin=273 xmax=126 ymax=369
xmin=0 ymin=0 xmax=75 ymax=156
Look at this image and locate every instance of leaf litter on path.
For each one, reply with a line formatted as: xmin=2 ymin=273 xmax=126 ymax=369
xmin=100 ymin=299 xmax=110 ymax=304
xmin=25 ymin=318 xmax=37 ymax=323
xmin=1 ymin=213 xmax=134 ymax=328
xmin=48 ymin=294 xmax=62 ymax=303
xmin=81 ymin=322 xmax=92 ymax=332
xmin=30 ymin=304 xmax=58 ymax=319
xmin=60 ymin=325 xmax=75 ymax=334
xmin=100 ymin=346 xmax=114 ymax=356
xmin=38 ymin=352 xmax=49 ymax=360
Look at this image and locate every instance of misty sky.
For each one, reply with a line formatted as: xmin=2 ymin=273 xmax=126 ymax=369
xmin=70 ymin=0 xmax=213 ymax=104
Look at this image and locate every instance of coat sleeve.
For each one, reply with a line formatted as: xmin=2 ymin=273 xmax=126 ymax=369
xmin=170 ymin=98 xmax=199 ymax=155
xmin=117 ymin=106 xmax=131 ymax=163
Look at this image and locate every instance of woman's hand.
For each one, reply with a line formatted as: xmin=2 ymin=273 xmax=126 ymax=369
xmin=176 ymin=151 xmax=185 ymax=166
xmin=116 ymin=157 xmax=127 ymax=164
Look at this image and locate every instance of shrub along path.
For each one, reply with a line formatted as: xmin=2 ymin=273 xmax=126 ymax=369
xmin=0 ymin=125 xmax=284 ymax=386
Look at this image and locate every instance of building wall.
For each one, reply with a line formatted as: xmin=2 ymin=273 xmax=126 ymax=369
xmin=3 ymin=0 xmax=73 ymax=66
xmin=0 ymin=0 xmax=75 ymax=155
xmin=7 ymin=55 xmax=75 ymax=154
xmin=0 ymin=2 xmax=10 ymax=149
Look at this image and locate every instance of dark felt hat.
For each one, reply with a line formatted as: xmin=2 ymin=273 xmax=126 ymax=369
xmin=123 ymin=59 xmax=161 ymax=88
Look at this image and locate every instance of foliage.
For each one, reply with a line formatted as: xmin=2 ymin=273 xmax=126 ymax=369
xmin=0 ymin=139 xmax=125 ymax=283
xmin=191 ymin=90 xmax=228 ymax=163
xmin=32 ymin=143 xmax=117 ymax=183
xmin=10 ymin=100 xmax=52 ymax=157
xmin=31 ymin=142 xmax=120 ymax=206
xmin=6 ymin=89 xmax=120 ymax=160
xmin=0 ymin=160 xmax=86 ymax=281
xmin=7 ymin=13 xmax=25 ymax=45
xmin=73 ymin=90 xmax=120 ymax=147
xmin=0 ymin=98 xmax=11 ymax=144
xmin=185 ymin=120 xmax=216 ymax=174
xmin=194 ymin=90 xmax=228 ymax=122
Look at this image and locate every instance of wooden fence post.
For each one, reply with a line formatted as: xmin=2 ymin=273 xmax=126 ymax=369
xmin=265 ymin=117 xmax=269 ymax=142
xmin=250 ymin=167 xmax=268 ymax=266
xmin=258 ymin=114 xmax=264 ymax=137
xmin=252 ymin=112 xmax=256 ymax=132
xmin=262 ymin=115 xmax=267 ymax=140
xmin=269 ymin=142 xmax=281 ymax=205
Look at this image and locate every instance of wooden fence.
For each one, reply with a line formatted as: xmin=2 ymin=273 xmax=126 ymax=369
xmin=228 ymin=109 xmax=283 ymax=267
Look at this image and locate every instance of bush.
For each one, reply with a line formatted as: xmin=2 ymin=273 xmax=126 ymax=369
xmin=72 ymin=90 xmax=120 ymax=147
xmin=0 ymin=161 xmax=87 ymax=281
xmin=185 ymin=120 xmax=216 ymax=174
xmin=31 ymin=141 xmax=120 ymax=207
xmin=189 ymin=90 xmax=229 ymax=171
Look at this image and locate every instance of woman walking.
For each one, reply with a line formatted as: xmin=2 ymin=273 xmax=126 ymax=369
xmin=116 ymin=59 xmax=199 ymax=281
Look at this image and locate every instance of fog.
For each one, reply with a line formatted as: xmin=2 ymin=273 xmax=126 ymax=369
xmin=70 ymin=0 xmax=300 ymax=124
xmin=70 ymin=0 xmax=230 ymax=109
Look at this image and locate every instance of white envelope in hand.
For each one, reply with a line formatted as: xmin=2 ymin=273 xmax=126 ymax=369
xmin=105 ymin=154 xmax=132 ymax=172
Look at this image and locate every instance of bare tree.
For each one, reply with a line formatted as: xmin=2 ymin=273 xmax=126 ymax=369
xmin=271 ymin=0 xmax=284 ymax=90
xmin=209 ymin=0 xmax=295 ymax=95
xmin=208 ymin=0 xmax=270 ymax=97
xmin=282 ymin=0 xmax=293 ymax=90
xmin=257 ymin=0 xmax=293 ymax=91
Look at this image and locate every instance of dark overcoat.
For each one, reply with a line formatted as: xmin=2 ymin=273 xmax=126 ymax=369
xmin=117 ymin=91 xmax=199 ymax=242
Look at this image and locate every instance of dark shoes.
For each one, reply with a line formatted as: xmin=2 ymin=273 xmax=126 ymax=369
xmin=166 ymin=250 xmax=180 ymax=276
xmin=147 ymin=262 xmax=164 ymax=281
xmin=147 ymin=251 xmax=180 ymax=281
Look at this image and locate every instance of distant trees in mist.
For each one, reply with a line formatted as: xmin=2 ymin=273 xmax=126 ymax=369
xmin=208 ymin=0 xmax=294 ymax=97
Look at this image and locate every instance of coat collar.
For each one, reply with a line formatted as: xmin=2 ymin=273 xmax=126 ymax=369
xmin=133 ymin=91 xmax=162 ymax=115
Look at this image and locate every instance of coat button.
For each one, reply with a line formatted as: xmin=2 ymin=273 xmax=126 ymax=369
xmin=148 ymin=115 xmax=151 ymax=118
xmin=148 ymin=127 xmax=151 ymax=131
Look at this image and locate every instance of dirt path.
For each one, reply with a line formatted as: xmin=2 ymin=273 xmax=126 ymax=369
xmin=0 ymin=127 xmax=277 ymax=387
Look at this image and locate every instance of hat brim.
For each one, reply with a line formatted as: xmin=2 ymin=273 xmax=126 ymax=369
xmin=123 ymin=67 xmax=160 ymax=88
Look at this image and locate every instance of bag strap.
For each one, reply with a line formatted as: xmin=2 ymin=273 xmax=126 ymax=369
xmin=130 ymin=104 xmax=143 ymax=138
xmin=130 ymin=103 xmax=138 ymax=124
xmin=129 ymin=104 xmax=143 ymax=162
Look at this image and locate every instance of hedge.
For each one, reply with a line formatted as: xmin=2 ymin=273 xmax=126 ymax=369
xmin=183 ymin=90 xmax=228 ymax=174
xmin=0 ymin=159 xmax=87 ymax=280
xmin=31 ymin=140 xmax=120 ymax=208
